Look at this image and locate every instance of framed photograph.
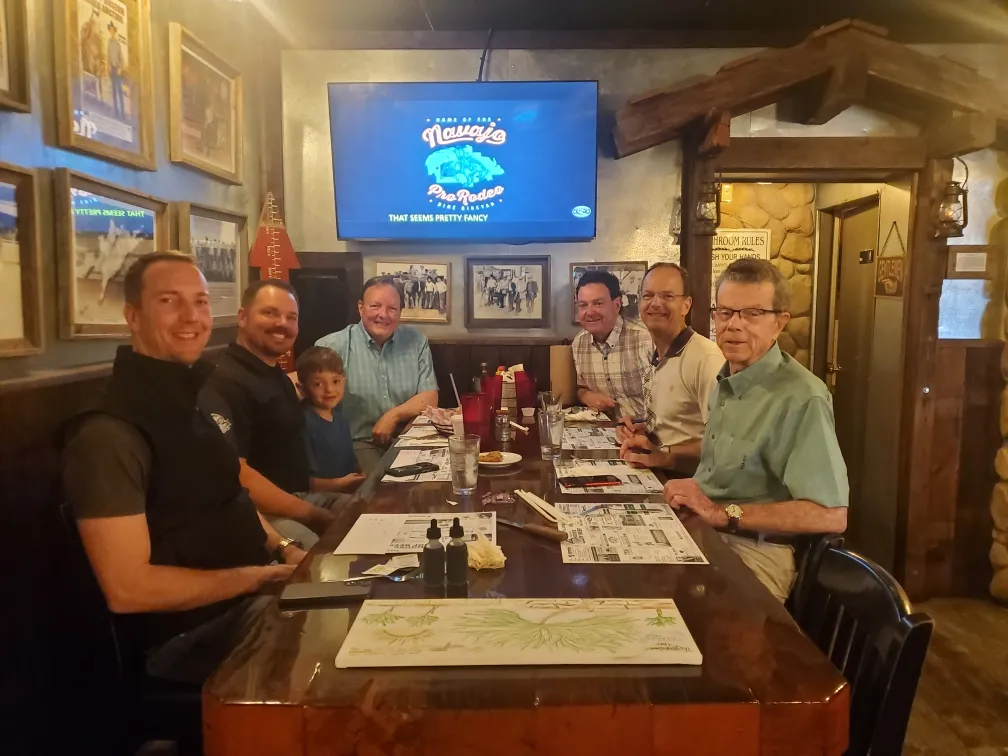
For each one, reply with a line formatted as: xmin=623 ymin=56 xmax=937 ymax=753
xmin=54 ymin=0 xmax=156 ymax=170
xmin=569 ymin=261 xmax=648 ymax=325
xmin=0 ymin=162 xmax=42 ymax=356
xmin=374 ymin=260 xmax=450 ymax=323
xmin=0 ymin=0 xmax=30 ymax=112
xmin=54 ymin=169 xmax=168 ymax=339
xmin=465 ymin=256 xmax=550 ymax=329
xmin=175 ymin=202 xmax=245 ymax=325
xmin=168 ymin=23 xmax=243 ymax=184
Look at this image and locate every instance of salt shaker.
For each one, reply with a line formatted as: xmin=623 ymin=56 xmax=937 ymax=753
xmin=494 ymin=409 xmax=512 ymax=442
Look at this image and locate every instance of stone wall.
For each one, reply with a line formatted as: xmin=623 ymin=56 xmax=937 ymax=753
xmin=719 ymin=183 xmax=816 ymax=367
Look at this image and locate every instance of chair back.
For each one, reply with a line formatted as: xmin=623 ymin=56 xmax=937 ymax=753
xmin=786 ymin=533 xmax=844 ymax=618
xmin=796 ymin=547 xmax=933 ymax=756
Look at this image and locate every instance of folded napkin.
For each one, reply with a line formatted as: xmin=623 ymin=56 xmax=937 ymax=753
xmin=467 ymin=532 xmax=506 ymax=570
xmin=500 ymin=363 xmax=525 ymax=383
xmin=564 ymin=407 xmax=607 ymax=422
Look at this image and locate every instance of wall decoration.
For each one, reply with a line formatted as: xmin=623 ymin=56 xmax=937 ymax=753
xmin=465 ymin=256 xmax=549 ymax=329
xmin=54 ymin=0 xmax=156 ymax=169
xmin=570 ymin=261 xmax=647 ymax=325
xmin=176 ymin=202 xmax=245 ymax=325
xmin=54 ymin=169 xmax=168 ymax=338
xmin=375 ymin=260 xmax=450 ymax=323
xmin=0 ymin=0 xmax=30 ymax=112
xmin=0 ymin=162 xmax=42 ymax=356
xmin=711 ymin=227 xmax=771 ymax=335
xmin=168 ymin=23 xmax=243 ymax=184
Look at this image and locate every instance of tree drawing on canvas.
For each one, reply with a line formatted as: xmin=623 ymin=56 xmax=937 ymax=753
xmin=336 ymin=598 xmax=702 ymax=668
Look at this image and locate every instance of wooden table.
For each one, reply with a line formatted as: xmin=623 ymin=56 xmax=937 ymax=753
xmin=204 ymin=423 xmax=849 ymax=756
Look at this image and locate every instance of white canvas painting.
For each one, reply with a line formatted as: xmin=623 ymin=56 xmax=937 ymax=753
xmin=337 ymin=598 xmax=702 ymax=668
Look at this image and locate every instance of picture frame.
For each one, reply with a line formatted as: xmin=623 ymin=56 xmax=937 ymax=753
xmin=374 ymin=260 xmax=450 ymax=324
xmin=168 ymin=23 xmax=243 ymax=184
xmin=54 ymin=168 xmax=169 ymax=339
xmin=54 ymin=0 xmax=156 ymax=170
xmin=0 ymin=0 xmax=30 ymax=112
xmin=175 ymin=202 xmax=246 ymax=325
xmin=465 ymin=256 xmax=550 ymax=330
xmin=0 ymin=161 xmax=43 ymax=356
xmin=569 ymin=261 xmax=648 ymax=325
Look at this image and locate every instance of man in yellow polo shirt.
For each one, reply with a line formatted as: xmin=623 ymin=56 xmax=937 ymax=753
xmin=663 ymin=258 xmax=848 ymax=601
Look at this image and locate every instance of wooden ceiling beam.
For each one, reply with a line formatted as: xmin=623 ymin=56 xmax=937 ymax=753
xmin=777 ymin=53 xmax=869 ymax=125
xmin=698 ymin=109 xmax=731 ymax=156
xmin=614 ymin=43 xmax=839 ymax=156
xmin=720 ymin=137 xmax=928 ymax=173
xmin=924 ymin=112 xmax=998 ymax=159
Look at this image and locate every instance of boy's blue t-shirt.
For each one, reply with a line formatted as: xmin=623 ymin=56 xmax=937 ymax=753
xmin=303 ymin=406 xmax=358 ymax=479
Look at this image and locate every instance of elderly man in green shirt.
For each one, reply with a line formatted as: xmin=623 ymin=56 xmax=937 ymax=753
xmin=663 ymin=258 xmax=848 ymax=601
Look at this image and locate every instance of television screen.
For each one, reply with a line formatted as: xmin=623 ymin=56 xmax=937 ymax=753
xmin=327 ymin=81 xmax=598 ymax=242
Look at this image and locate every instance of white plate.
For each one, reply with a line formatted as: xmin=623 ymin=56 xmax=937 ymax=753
xmin=478 ymin=451 xmax=522 ymax=467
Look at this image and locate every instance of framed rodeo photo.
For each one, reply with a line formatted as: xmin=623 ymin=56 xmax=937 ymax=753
xmin=175 ymin=201 xmax=246 ymax=325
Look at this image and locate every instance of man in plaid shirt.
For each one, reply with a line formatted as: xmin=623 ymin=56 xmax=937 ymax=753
xmin=572 ymin=270 xmax=653 ymax=419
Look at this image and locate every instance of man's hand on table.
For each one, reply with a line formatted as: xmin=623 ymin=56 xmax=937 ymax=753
xmin=335 ymin=473 xmax=366 ymax=492
xmin=663 ymin=479 xmax=729 ymax=528
xmin=371 ymin=411 xmax=400 ymax=445
xmin=581 ymin=391 xmax=618 ymax=413
xmin=615 ymin=416 xmax=647 ymax=443
xmin=619 ymin=433 xmax=665 ymax=469
xmin=304 ymin=506 xmax=336 ymax=535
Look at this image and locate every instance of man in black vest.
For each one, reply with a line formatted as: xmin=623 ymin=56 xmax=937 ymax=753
xmin=201 ymin=280 xmax=345 ymax=548
xmin=63 ymin=253 xmax=305 ymax=685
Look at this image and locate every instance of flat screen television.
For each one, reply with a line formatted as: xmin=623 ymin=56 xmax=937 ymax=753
xmin=327 ymin=81 xmax=598 ymax=242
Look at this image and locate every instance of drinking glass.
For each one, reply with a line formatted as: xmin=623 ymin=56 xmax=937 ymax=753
xmin=538 ymin=409 xmax=563 ymax=461
xmin=449 ymin=434 xmax=480 ymax=495
xmin=538 ymin=391 xmax=562 ymax=414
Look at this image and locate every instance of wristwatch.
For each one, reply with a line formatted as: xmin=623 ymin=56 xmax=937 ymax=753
xmin=724 ymin=504 xmax=743 ymax=533
xmin=272 ymin=537 xmax=304 ymax=562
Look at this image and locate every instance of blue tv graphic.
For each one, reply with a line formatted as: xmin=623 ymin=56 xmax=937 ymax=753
xmin=328 ymin=81 xmax=598 ymax=242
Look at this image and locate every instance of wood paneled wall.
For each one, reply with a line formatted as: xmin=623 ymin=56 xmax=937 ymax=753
xmin=919 ymin=340 xmax=1003 ymax=597
xmin=429 ymin=339 xmax=557 ymax=406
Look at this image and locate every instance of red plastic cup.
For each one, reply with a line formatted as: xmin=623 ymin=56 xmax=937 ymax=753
xmin=461 ymin=393 xmax=490 ymax=433
xmin=481 ymin=374 xmax=503 ymax=411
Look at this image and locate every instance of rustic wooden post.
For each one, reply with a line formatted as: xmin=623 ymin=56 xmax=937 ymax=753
xmin=897 ymin=158 xmax=952 ymax=598
xmin=681 ymin=123 xmax=716 ymax=336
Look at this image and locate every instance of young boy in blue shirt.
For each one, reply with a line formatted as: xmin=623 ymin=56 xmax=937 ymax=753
xmin=295 ymin=347 xmax=366 ymax=493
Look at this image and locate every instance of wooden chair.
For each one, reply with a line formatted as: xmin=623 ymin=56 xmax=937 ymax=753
xmin=786 ymin=533 xmax=844 ymax=618
xmin=58 ymin=503 xmax=203 ymax=755
xmin=795 ymin=547 xmax=934 ymax=756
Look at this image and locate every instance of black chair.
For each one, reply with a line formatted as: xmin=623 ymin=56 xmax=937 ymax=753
xmin=58 ymin=503 xmax=203 ymax=756
xmin=795 ymin=547 xmax=934 ymax=756
xmin=786 ymin=533 xmax=844 ymax=618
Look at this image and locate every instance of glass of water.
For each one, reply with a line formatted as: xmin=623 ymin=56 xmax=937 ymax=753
xmin=449 ymin=434 xmax=480 ymax=495
xmin=538 ymin=391 xmax=563 ymax=414
xmin=538 ymin=409 xmax=563 ymax=461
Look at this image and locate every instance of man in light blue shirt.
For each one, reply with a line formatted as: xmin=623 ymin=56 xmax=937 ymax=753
xmin=316 ymin=276 xmax=439 ymax=473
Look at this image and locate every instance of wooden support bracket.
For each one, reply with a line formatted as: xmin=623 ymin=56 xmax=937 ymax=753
xmin=924 ymin=112 xmax=998 ymax=159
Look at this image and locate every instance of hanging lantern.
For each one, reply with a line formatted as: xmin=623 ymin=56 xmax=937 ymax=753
xmin=694 ymin=180 xmax=721 ymax=235
xmin=935 ymin=180 xmax=968 ymax=238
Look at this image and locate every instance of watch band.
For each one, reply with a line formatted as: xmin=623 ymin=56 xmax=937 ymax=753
xmin=272 ymin=537 xmax=304 ymax=562
xmin=725 ymin=504 xmax=743 ymax=534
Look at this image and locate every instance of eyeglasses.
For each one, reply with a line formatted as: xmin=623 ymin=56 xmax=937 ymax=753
xmin=640 ymin=292 xmax=688 ymax=304
xmin=711 ymin=306 xmax=783 ymax=323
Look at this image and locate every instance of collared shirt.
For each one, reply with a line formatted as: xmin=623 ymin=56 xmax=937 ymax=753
xmin=201 ymin=342 xmax=310 ymax=494
xmin=572 ymin=315 xmax=653 ymax=418
xmin=316 ymin=322 xmax=439 ymax=441
xmin=648 ymin=327 xmax=724 ymax=448
xmin=694 ymin=343 xmax=849 ymax=510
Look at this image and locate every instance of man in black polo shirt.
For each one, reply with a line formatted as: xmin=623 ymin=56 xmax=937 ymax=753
xmin=203 ymin=279 xmax=344 ymax=547
xmin=63 ymin=253 xmax=304 ymax=685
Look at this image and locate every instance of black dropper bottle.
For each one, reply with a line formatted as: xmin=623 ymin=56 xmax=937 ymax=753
xmin=446 ymin=517 xmax=468 ymax=588
xmin=422 ymin=519 xmax=445 ymax=588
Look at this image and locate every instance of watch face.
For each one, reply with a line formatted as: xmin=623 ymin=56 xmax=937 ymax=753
xmin=726 ymin=504 xmax=743 ymax=519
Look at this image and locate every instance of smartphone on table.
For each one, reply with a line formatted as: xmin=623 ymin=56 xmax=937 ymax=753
xmin=558 ymin=474 xmax=622 ymax=488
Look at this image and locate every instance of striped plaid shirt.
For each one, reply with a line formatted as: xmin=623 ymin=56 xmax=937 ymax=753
xmin=572 ymin=316 xmax=653 ymax=418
